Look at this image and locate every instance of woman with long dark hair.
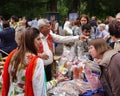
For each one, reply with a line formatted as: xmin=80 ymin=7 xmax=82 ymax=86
xmin=2 ymin=27 xmax=47 ymax=96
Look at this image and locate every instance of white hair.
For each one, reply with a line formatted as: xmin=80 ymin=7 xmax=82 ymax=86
xmin=116 ymin=12 xmax=120 ymax=19
xmin=98 ymin=23 xmax=106 ymax=28
xmin=15 ymin=26 xmax=26 ymax=46
xmin=37 ymin=18 xmax=49 ymax=29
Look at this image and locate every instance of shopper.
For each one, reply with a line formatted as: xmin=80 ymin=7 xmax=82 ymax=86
xmin=89 ymin=38 xmax=120 ymax=96
xmin=2 ymin=27 xmax=47 ymax=96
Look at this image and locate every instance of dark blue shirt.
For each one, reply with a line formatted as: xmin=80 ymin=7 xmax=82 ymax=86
xmin=0 ymin=27 xmax=17 ymax=56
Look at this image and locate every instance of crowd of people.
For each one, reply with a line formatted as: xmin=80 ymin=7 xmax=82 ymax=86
xmin=0 ymin=12 xmax=120 ymax=96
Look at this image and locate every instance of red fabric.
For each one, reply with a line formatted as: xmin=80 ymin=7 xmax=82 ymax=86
xmin=2 ymin=49 xmax=38 ymax=96
xmin=25 ymin=56 xmax=38 ymax=96
xmin=39 ymin=41 xmax=44 ymax=53
xmin=2 ymin=49 xmax=17 ymax=96
xmin=47 ymin=34 xmax=53 ymax=52
xmin=39 ymin=34 xmax=53 ymax=53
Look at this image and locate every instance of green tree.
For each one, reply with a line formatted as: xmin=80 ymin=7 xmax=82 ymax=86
xmin=0 ymin=0 xmax=120 ymax=20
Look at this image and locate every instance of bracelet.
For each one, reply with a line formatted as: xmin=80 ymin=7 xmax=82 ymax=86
xmin=52 ymin=79 xmax=57 ymax=86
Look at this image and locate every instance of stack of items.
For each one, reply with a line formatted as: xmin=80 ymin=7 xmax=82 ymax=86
xmin=49 ymin=51 xmax=103 ymax=95
xmin=48 ymin=79 xmax=91 ymax=96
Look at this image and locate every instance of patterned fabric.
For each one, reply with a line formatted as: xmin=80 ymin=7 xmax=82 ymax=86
xmin=2 ymin=50 xmax=47 ymax=96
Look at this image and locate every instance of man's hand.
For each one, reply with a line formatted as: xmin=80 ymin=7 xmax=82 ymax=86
xmin=38 ymin=53 xmax=49 ymax=60
xmin=79 ymin=35 xmax=88 ymax=41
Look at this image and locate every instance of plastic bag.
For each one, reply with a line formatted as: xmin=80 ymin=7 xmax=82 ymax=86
xmin=84 ymin=66 xmax=102 ymax=91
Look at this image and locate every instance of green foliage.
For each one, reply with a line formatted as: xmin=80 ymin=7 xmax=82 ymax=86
xmin=78 ymin=2 xmax=87 ymax=15
xmin=0 ymin=0 xmax=48 ymax=19
xmin=57 ymin=0 xmax=68 ymax=24
xmin=0 ymin=0 xmax=120 ymax=20
xmin=1 ymin=2 xmax=21 ymax=19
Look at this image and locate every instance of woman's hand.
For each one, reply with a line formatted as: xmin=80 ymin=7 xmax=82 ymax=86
xmin=56 ymin=76 xmax=70 ymax=83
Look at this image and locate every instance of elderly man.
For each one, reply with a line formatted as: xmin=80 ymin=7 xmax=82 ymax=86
xmin=37 ymin=18 xmax=87 ymax=81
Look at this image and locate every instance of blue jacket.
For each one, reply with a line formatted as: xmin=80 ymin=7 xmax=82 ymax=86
xmin=0 ymin=27 xmax=17 ymax=56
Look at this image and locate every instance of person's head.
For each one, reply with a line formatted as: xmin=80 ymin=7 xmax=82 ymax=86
xmin=19 ymin=16 xmax=29 ymax=27
xmin=82 ymin=24 xmax=91 ymax=36
xmin=10 ymin=15 xmax=18 ymax=23
xmin=15 ymin=26 xmax=26 ymax=46
xmin=98 ymin=23 xmax=106 ymax=32
xmin=108 ymin=16 xmax=115 ymax=23
xmin=38 ymin=18 xmax=51 ymax=36
xmin=97 ymin=20 xmax=102 ymax=26
xmin=89 ymin=38 xmax=111 ymax=59
xmin=73 ymin=20 xmax=80 ymax=26
xmin=116 ymin=12 xmax=120 ymax=22
xmin=2 ymin=21 xmax=10 ymax=29
xmin=11 ymin=27 xmax=40 ymax=80
xmin=14 ymin=27 xmax=40 ymax=63
xmin=91 ymin=16 xmax=96 ymax=20
xmin=79 ymin=14 xmax=89 ymax=26
xmin=109 ymin=20 xmax=120 ymax=39
xmin=20 ymin=27 xmax=40 ymax=54
xmin=0 ymin=15 xmax=4 ymax=21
